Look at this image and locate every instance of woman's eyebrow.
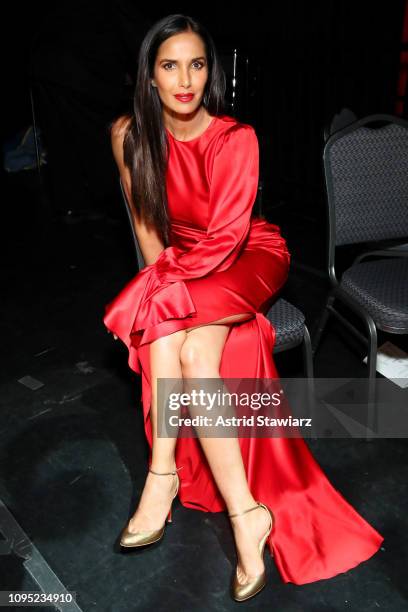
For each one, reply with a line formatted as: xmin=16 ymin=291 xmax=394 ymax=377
xmin=159 ymin=56 xmax=206 ymax=62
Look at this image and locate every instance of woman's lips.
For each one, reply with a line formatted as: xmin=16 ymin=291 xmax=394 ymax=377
xmin=175 ymin=94 xmax=194 ymax=102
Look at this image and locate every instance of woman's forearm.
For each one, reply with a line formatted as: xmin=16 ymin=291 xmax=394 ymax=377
xmin=134 ymin=221 xmax=165 ymax=266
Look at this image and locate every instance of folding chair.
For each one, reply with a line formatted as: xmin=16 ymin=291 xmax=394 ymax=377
xmin=313 ymin=113 xmax=408 ymax=439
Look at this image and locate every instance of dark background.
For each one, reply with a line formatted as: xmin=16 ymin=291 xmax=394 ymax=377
xmin=2 ymin=1 xmax=407 ymax=274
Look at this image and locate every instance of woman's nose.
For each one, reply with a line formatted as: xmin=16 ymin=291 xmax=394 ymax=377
xmin=179 ymin=71 xmax=191 ymax=88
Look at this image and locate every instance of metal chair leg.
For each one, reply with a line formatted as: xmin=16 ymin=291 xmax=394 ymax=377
xmin=312 ymin=293 xmax=335 ymax=355
xmin=365 ymin=319 xmax=378 ymax=442
xmin=303 ymin=325 xmax=318 ymax=439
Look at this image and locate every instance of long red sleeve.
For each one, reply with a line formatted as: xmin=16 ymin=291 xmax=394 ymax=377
xmin=154 ymin=124 xmax=259 ymax=282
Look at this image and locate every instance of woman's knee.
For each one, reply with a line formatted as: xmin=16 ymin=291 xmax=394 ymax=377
xmin=150 ymin=329 xmax=187 ymax=360
xmin=179 ymin=331 xmax=225 ymax=376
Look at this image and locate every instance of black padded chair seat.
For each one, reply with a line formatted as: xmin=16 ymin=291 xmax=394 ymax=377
xmin=340 ymin=257 xmax=408 ymax=332
xmin=266 ymin=298 xmax=306 ymax=349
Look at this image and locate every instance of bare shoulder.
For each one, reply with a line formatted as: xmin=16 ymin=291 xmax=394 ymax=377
xmin=111 ymin=114 xmax=132 ymax=142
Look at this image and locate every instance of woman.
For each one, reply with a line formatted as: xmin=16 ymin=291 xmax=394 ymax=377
xmin=104 ymin=14 xmax=383 ymax=603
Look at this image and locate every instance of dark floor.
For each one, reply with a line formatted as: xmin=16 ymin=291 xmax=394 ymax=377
xmin=0 ymin=169 xmax=407 ymax=612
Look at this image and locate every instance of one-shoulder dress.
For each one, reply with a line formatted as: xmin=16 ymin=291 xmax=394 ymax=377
xmin=103 ymin=114 xmax=383 ymax=585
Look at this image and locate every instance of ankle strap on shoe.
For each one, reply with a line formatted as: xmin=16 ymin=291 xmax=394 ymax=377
xmin=228 ymin=501 xmax=262 ymax=518
xmin=148 ymin=466 xmax=184 ymax=476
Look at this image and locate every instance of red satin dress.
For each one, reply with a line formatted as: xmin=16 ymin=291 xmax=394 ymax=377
xmin=103 ymin=114 xmax=383 ymax=584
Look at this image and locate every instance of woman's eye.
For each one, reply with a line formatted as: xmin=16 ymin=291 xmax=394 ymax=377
xmin=163 ymin=62 xmax=205 ymax=70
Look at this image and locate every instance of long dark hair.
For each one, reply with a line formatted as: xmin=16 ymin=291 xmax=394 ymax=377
xmin=120 ymin=14 xmax=226 ymax=247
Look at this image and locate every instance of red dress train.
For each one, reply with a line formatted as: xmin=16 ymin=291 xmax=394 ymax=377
xmin=103 ymin=114 xmax=383 ymax=585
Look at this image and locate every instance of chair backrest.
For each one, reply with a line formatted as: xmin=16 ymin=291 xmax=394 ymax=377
xmin=323 ymin=113 xmax=408 ymax=248
xmin=119 ymin=177 xmax=146 ymax=271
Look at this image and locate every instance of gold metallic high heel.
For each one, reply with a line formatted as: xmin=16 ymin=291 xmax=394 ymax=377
xmin=229 ymin=501 xmax=274 ymax=602
xmin=120 ymin=466 xmax=183 ymax=548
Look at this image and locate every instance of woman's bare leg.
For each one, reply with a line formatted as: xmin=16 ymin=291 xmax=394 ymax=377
xmin=180 ymin=321 xmax=273 ymax=583
xmin=127 ymin=320 xmax=247 ymax=534
xmin=127 ymin=329 xmax=187 ymax=533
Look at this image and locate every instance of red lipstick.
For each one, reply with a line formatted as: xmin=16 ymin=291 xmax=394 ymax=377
xmin=175 ymin=94 xmax=194 ymax=103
